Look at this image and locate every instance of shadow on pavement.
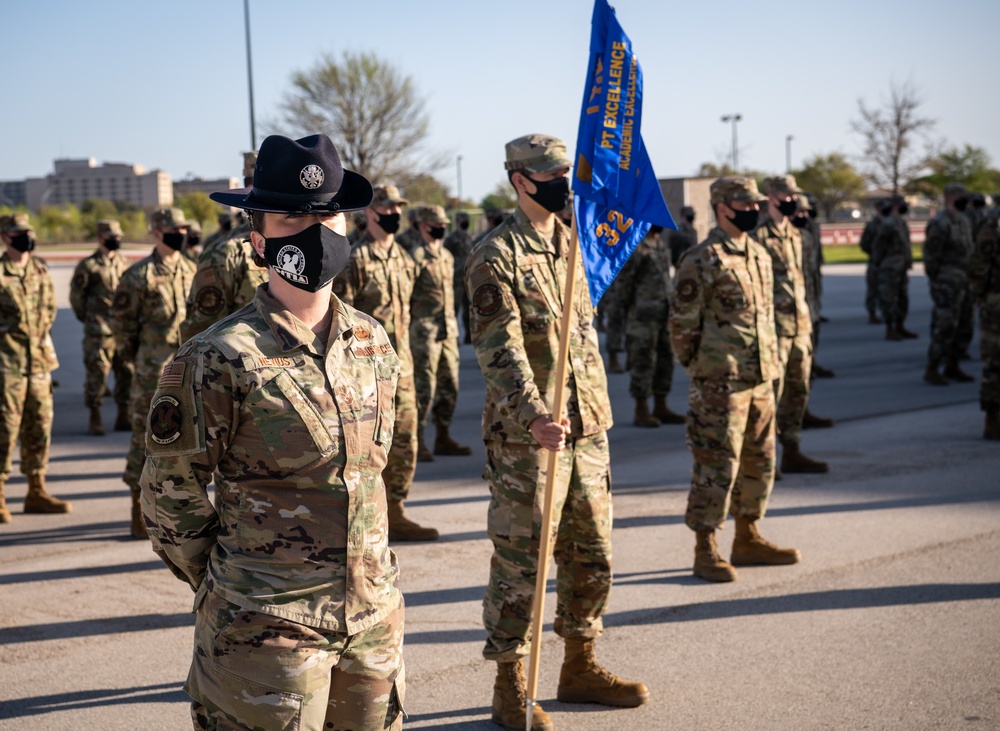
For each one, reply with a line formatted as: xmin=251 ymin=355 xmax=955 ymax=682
xmin=0 ymin=613 xmax=193 ymax=645
xmin=0 ymin=559 xmax=163 ymax=585
xmin=403 ymin=706 xmax=494 ymax=729
xmin=0 ymin=521 xmax=131 ymax=546
xmin=0 ymin=682 xmax=187 ymax=720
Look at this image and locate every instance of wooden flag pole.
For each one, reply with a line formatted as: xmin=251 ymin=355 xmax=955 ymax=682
xmin=525 ymin=213 xmax=581 ymax=731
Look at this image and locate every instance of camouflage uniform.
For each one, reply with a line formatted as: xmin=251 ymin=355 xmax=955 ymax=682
xmin=444 ymin=218 xmax=474 ymax=339
xmin=860 ymin=215 xmax=882 ymax=321
xmin=409 ymin=208 xmax=462 ymax=436
xmin=754 ymin=210 xmax=813 ymax=449
xmin=871 ymin=213 xmax=912 ymax=326
xmin=970 ymin=208 xmax=1000 ymax=420
xmin=668 ymin=215 xmax=698 ymax=268
xmin=0 ymin=249 xmax=59 ymax=480
xmin=669 ymin=221 xmax=779 ymax=531
xmin=111 ymin=245 xmax=196 ymax=492
xmin=467 ymin=205 xmax=614 ymax=661
xmin=602 ymin=274 xmax=628 ymax=364
xmin=69 ymin=242 xmax=133 ymax=415
xmin=924 ymin=207 xmax=974 ymax=369
xmin=341 ymin=233 xmax=417 ymax=503
xmin=616 ymin=229 xmax=674 ymax=399
xmin=140 ymin=287 xmax=404 ymax=731
xmin=180 ymin=235 xmax=269 ymax=341
xmin=395 ymin=223 xmax=422 ymax=255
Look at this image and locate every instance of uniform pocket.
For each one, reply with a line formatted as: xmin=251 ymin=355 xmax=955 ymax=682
xmin=246 ymin=370 xmax=336 ymax=471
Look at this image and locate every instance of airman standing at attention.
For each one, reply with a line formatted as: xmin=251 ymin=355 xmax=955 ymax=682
xmin=69 ymin=219 xmax=133 ymax=436
xmin=755 ymin=176 xmax=831 ymax=474
xmin=183 ymin=221 xmax=203 ymax=262
xmin=444 ymin=211 xmax=475 ymax=343
xmin=395 ymin=207 xmax=422 ymax=254
xmin=970 ymin=200 xmax=1000 ymax=439
xmin=341 ymin=185 xmax=439 ymax=542
xmin=467 ymin=134 xmax=648 ymax=731
xmin=0 ymin=213 xmax=71 ymax=523
xmin=871 ymin=196 xmax=919 ymax=341
xmin=668 ymin=205 xmax=698 ymax=268
xmin=111 ymin=207 xmax=196 ymax=538
xmin=860 ymin=205 xmax=884 ymax=325
xmin=196 ymin=210 xmax=234 ymax=259
xmin=409 ymin=205 xmax=471 ymax=462
xmin=669 ymin=177 xmax=799 ymax=583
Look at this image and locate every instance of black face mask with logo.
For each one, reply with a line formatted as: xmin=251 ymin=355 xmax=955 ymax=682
xmin=262 ymin=223 xmax=351 ymax=293
xmin=9 ymin=232 xmax=36 ymax=253
xmin=525 ymin=175 xmax=571 ymax=213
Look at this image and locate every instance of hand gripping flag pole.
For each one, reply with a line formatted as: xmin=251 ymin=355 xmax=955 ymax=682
xmin=526 ymin=2 xmax=675 ymax=727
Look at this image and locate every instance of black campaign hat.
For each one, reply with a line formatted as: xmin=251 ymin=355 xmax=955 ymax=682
xmin=210 ymin=134 xmax=373 ymax=214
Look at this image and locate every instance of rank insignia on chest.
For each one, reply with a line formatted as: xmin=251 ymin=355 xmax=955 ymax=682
xmin=353 ymin=323 xmax=372 ymax=341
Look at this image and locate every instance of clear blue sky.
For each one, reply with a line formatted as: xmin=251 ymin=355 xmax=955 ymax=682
xmin=2 ymin=0 xmax=996 ymax=203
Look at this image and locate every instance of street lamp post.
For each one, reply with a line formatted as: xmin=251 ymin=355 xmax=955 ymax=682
xmin=456 ymin=155 xmax=463 ymax=205
xmin=786 ymin=134 xmax=794 ymax=173
xmin=720 ymin=114 xmax=742 ymax=172
xmin=244 ymin=0 xmax=257 ymax=152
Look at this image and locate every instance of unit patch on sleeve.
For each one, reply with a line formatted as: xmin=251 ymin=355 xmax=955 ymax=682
xmin=149 ymin=395 xmax=182 ymax=445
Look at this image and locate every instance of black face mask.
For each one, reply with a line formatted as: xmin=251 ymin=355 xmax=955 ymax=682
xmin=684 ymin=214 xmax=695 ymax=224
xmin=187 ymin=236 xmax=201 ymax=247
xmin=898 ymin=204 xmax=909 ymax=215
xmin=104 ymin=236 xmax=122 ymax=251
xmin=953 ymin=198 xmax=969 ymax=213
xmin=726 ymin=206 xmax=759 ymax=232
xmin=525 ymin=175 xmax=571 ymax=213
xmin=9 ymin=232 xmax=36 ymax=253
xmin=262 ymin=223 xmax=350 ymax=293
xmin=428 ymin=225 xmax=446 ymax=241
xmin=791 ymin=215 xmax=810 ymax=230
xmin=162 ymin=232 xmax=186 ymax=251
xmin=973 ymin=201 xmax=985 ymax=210
xmin=808 ymin=209 xmax=818 ymax=219
xmin=459 ymin=220 xmax=469 ymax=231
xmin=777 ymin=198 xmax=798 ymax=217
xmin=375 ymin=211 xmax=400 ymax=235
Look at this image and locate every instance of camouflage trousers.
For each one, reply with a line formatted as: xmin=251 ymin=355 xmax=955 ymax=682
xmin=188 ymin=591 xmax=404 ymax=731
xmin=0 ymin=372 xmax=53 ymax=480
xmin=411 ymin=327 xmax=460 ymax=431
xmin=385 ymin=374 xmax=417 ymax=502
xmin=602 ymin=285 xmax=627 ymax=354
xmin=980 ymin=295 xmax=1000 ymax=411
xmin=685 ymin=378 xmax=776 ymax=531
xmin=775 ymin=334 xmax=812 ymax=448
xmin=877 ymin=258 xmax=910 ymax=324
xmin=626 ymin=316 xmax=674 ymax=399
xmin=927 ymin=275 xmax=973 ymax=367
xmin=865 ymin=260 xmax=880 ymax=316
xmin=481 ymin=434 xmax=612 ymax=662
xmin=82 ymin=333 xmax=133 ymax=409
xmin=124 ymin=364 xmax=165 ymax=491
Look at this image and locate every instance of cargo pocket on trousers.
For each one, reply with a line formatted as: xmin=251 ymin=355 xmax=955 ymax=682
xmin=185 ymin=649 xmax=303 ymax=731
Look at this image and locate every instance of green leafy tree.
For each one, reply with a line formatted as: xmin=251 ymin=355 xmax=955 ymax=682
xmin=403 ymin=174 xmax=448 ymax=207
xmin=794 ymin=152 xmax=867 ymax=221
xmin=916 ymin=145 xmax=1000 ymax=195
xmin=480 ymin=180 xmax=517 ymax=213
xmin=175 ymin=191 xmax=219 ymax=227
xmin=276 ymin=51 xmax=443 ymax=184
xmin=36 ymin=204 xmax=83 ymax=243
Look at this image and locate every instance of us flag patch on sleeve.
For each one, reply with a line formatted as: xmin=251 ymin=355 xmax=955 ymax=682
xmin=158 ymin=361 xmax=185 ymax=388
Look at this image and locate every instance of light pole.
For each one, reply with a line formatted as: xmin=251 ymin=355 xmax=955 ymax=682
xmin=786 ymin=134 xmax=794 ymax=173
xmin=721 ymin=114 xmax=742 ymax=172
xmin=456 ymin=155 xmax=463 ymax=205
xmin=244 ymin=0 xmax=257 ymax=152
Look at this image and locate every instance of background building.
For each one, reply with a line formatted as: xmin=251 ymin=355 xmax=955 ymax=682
xmin=17 ymin=158 xmax=173 ymax=211
xmin=173 ymin=176 xmax=241 ymax=199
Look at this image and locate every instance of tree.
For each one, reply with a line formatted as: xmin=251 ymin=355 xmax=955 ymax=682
xmin=916 ymin=144 xmax=1000 ymax=195
xmin=793 ymin=153 xmax=867 ymax=221
xmin=175 ymin=191 xmax=219 ymax=227
xmin=850 ymin=78 xmax=936 ymax=196
xmin=480 ymin=180 xmax=517 ymax=213
xmin=276 ymin=51 xmax=442 ymax=184
xmin=696 ymin=162 xmax=735 ymax=177
xmin=402 ymin=174 xmax=449 ymax=207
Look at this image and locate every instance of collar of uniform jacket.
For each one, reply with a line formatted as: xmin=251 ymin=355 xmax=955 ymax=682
xmin=252 ymin=284 xmax=356 ymax=355
xmin=715 ymin=228 xmax=749 ymax=257
xmin=511 ymin=207 xmax=568 ymax=257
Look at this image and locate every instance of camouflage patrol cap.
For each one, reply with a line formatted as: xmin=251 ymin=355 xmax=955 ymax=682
xmin=96 ymin=219 xmax=123 ymax=237
xmin=414 ymin=205 xmax=449 ymax=225
xmin=681 ymin=205 xmax=695 ymax=217
xmin=943 ymin=183 xmax=968 ymax=198
xmin=149 ymin=207 xmax=193 ymax=230
xmin=762 ymin=174 xmax=804 ymax=195
xmin=187 ymin=221 xmax=203 ymax=235
xmin=796 ymin=196 xmax=813 ymax=211
xmin=217 ymin=211 xmax=233 ymax=224
xmin=710 ymin=176 xmax=768 ymax=205
xmin=1 ymin=212 xmax=34 ymax=234
xmin=371 ymin=184 xmax=409 ymax=208
xmin=504 ymin=134 xmax=571 ymax=173
xmin=455 ymin=211 xmax=470 ymax=223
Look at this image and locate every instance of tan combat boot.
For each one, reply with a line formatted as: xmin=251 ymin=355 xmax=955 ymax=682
xmin=114 ymin=406 xmax=131 ymax=432
xmin=633 ymin=398 xmax=660 ymax=428
xmin=607 ymin=351 xmax=624 ymax=374
xmin=652 ymin=395 xmax=685 ymax=424
xmin=23 ymin=474 xmax=72 ymax=514
xmin=416 ymin=430 xmax=434 ymax=462
xmin=984 ymin=409 xmax=1000 ymax=441
xmin=0 ymin=481 xmax=11 ymax=523
xmin=387 ymin=500 xmax=439 ymax=542
xmin=923 ymin=364 xmax=949 ymax=386
xmin=556 ymin=638 xmax=649 ymax=707
xmin=492 ymin=660 xmax=553 ymax=731
xmin=944 ymin=360 xmax=975 ymax=383
xmin=802 ymin=410 xmax=834 ymax=429
xmin=730 ymin=515 xmax=801 ymax=566
xmin=130 ymin=489 xmax=148 ymax=540
xmin=434 ymin=425 xmax=472 ymax=456
xmin=780 ymin=442 xmax=829 ymax=473
xmin=693 ymin=528 xmax=737 ymax=582
xmin=89 ymin=405 xmax=106 ymax=436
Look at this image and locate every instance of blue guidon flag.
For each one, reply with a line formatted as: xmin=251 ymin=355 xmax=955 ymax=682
xmin=573 ymin=0 xmax=676 ymax=306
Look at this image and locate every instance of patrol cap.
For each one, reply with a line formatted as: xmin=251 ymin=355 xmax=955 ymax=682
xmin=1 ymin=212 xmax=34 ymax=234
xmin=187 ymin=221 xmax=203 ymax=235
xmin=943 ymin=183 xmax=969 ymax=198
xmin=217 ymin=211 xmax=233 ymax=224
xmin=371 ymin=184 xmax=409 ymax=208
xmin=681 ymin=205 xmax=695 ymax=217
xmin=710 ymin=176 xmax=768 ymax=205
xmin=796 ymin=196 xmax=813 ymax=211
xmin=762 ymin=174 xmax=804 ymax=195
xmin=414 ymin=205 xmax=449 ymax=225
xmin=149 ymin=207 xmax=193 ymax=230
xmin=504 ymin=134 xmax=571 ymax=174
xmin=96 ymin=219 xmax=123 ymax=237
xmin=971 ymin=192 xmax=986 ymax=207
xmin=211 ymin=134 xmax=374 ymax=214
xmin=455 ymin=211 xmax=470 ymax=223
